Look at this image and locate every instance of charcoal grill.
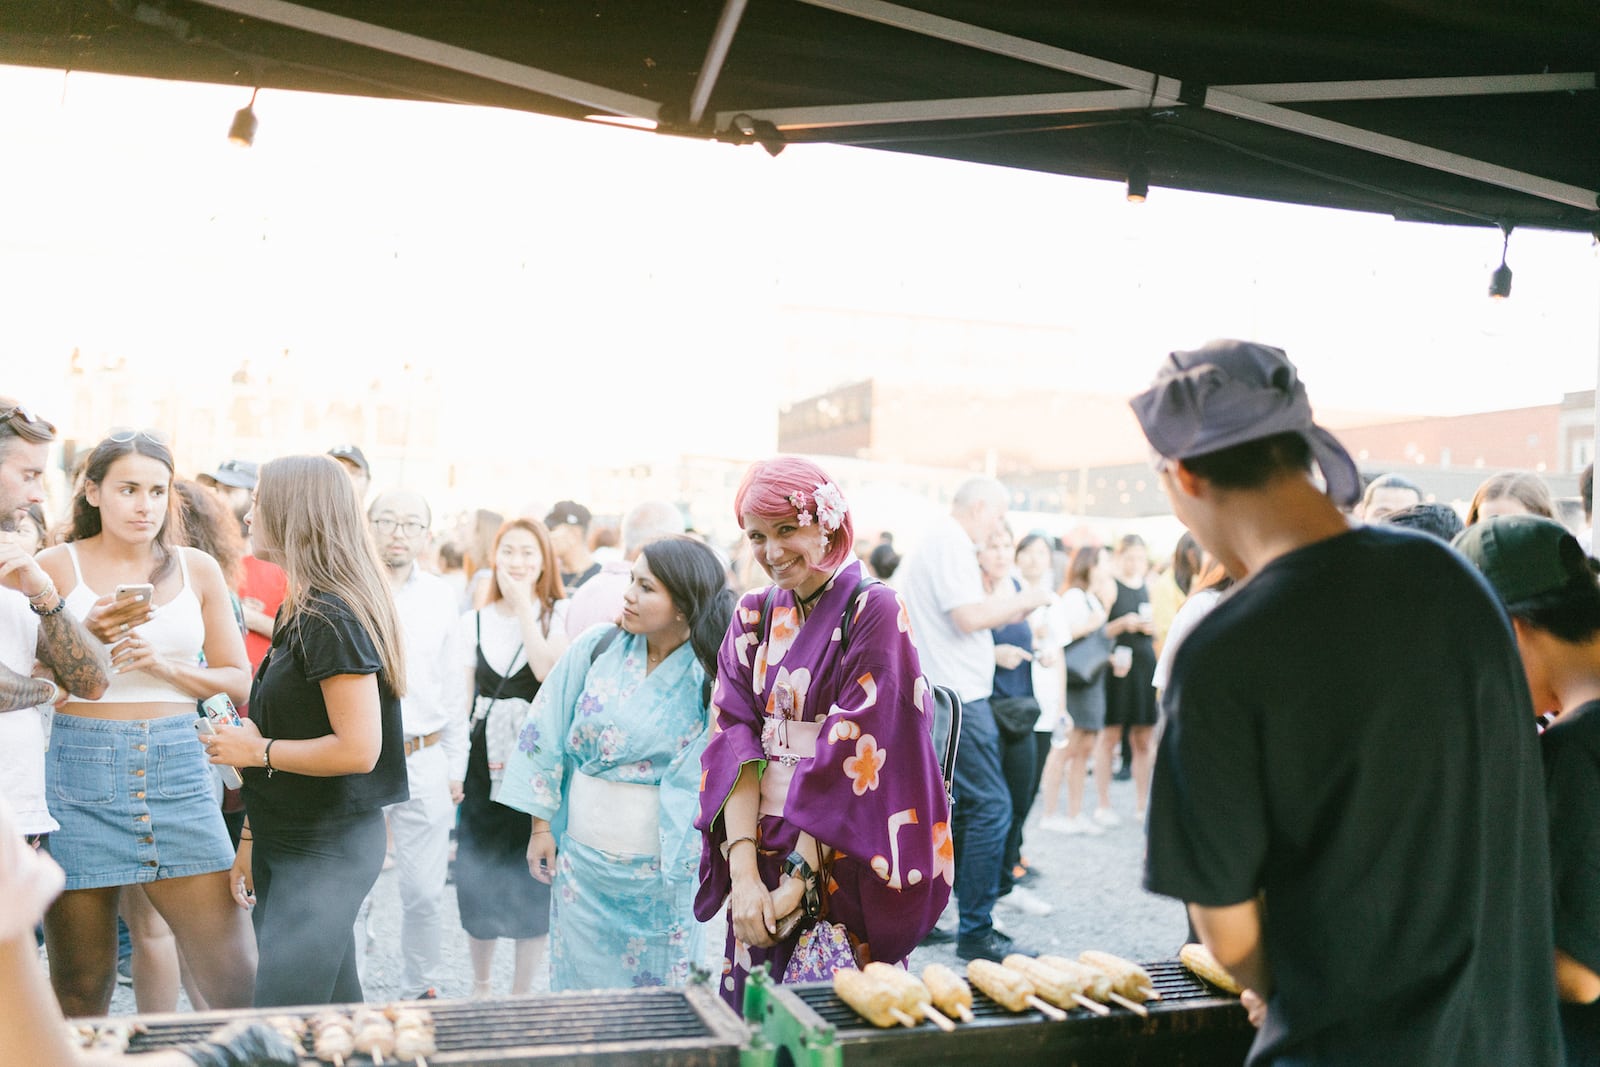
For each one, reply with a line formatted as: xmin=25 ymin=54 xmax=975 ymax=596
xmin=743 ymin=961 xmax=1254 ymax=1067
xmin=102 ymin=984 xmax=747 ymax=1066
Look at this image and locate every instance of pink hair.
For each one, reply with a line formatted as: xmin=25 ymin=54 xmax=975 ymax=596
xmin=735 ymin=456 xmax=855 ymax=572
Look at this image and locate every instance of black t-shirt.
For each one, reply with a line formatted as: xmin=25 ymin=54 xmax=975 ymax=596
xmin=241 ymin=591 xmax=408 ymax=828
xmin=1145 ymin=526 xmax=1561 ymax=1066
xmin=1544 ymin=700 xmax=1600 ymax=1062
xmin=562 ymin=561 xmax=602 ymax=591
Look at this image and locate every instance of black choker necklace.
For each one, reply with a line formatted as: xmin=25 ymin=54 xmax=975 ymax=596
xmin=796 ymin=583 xmax=827 ymax=608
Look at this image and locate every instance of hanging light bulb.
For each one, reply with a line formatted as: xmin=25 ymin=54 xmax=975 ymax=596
xmin=1488 ymin=225 xmax=1513 ymax=299
xmin=1125 ymin=123 xmax=1149 ymax=203
xmin=228 ymin=88 xmax=259 ymax=147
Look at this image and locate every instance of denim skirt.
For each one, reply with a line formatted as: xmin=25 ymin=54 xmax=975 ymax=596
xmin=45 ymin=712 xmax=235 ymax=890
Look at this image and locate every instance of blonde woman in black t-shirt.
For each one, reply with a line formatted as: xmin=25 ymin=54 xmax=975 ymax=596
xmin=204 ymin=455 xmax=409 ymax=1007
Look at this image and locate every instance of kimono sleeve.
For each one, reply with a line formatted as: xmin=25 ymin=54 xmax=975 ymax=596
xmin=495 ymin=623 xmax=611 ymax=822
xmin=784 ymin=584 xmax=953 ymax=963
xmin=694 ymin=589 xmax=770 ymax=921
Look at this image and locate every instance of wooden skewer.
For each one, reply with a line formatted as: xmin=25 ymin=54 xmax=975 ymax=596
xmin=921 ymin=1005 xmax=957 ymax=1032
xmin=1026 ymin=995 xmax=1067 ymax=1021
xmin=1138 ymin=985 xmax=1161 ymax=1001
xmin=332 ymin=1056 xmax=344 ymax=1067
xmin=1072 ymin=993 xmax=1111 ymax=1016
xmin=1107 ymin=992 xmax=1149 ymax=1017
xmin=415 ymin=1058 xmax=428 ymax=1067
xmin=372 ymin=1052 xmax=385 ymax=1067
xmin=953 ymin=1002 xmax=974 ymax=1023
xmin=889 ymin=1007 xmax=918 ymax=1028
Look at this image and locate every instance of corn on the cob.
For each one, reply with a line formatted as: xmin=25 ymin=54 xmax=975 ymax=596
xmin=1179 ymin=942 xmax=1243 ymax=995
xmin=921 ymin=963 xmax=975 ymax=1022
xmin=834 ymin=968 xmax=917 ymax=1028
xmin=1004 ymin=955 xmax=1111 ymax=1016
xmin=967 ymin=958 xmax=1066 ymax=1020
xmin=1035 ymin=955 xmax=1113 ymax=1003
xmin=862 ymin=963 xmax=955 ymax=1031
xmin=1078 ymin=950 xmax=1159 ymax=1001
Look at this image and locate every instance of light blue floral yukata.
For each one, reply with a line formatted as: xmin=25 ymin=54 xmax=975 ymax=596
xmin=497 ymin=623 xmax=708 ymax=991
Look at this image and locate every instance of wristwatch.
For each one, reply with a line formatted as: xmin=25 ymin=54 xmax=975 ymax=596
xmin=782 ymin=851 xmax=821 ymax=919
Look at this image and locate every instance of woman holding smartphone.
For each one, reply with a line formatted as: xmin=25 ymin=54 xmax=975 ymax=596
xmin=202 ymin=455 xmax=408 ymax=1007
xmin=35 ymin=430 xmax=256 ymax=1016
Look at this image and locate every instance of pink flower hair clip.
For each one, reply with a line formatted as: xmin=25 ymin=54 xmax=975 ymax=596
xmin=788 ymin=484 xmax=846 ymax=533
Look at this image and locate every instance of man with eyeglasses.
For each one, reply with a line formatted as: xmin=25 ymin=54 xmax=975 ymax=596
xmin=362 ymin=488 xmax=469 ymax=999
xmin=0 ymin=399 xmax=110 ymax=842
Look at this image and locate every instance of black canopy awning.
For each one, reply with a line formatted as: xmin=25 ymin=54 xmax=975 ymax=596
xmin=3 ymin=1 xmax=1595 ymax=232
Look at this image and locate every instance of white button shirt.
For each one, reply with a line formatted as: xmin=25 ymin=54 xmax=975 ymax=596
xmin=392 ymin=566 xmax=472 ymax=782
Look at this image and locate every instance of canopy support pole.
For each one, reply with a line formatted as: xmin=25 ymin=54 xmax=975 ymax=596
xmin=688 ymin=0 xmax=750 ymax=127
xmin=187 ymin=0 xmax=662 ymax=119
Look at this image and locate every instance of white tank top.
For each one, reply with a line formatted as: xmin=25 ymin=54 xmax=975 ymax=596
xmin=62 ymin=543 xmax=206 ymax=705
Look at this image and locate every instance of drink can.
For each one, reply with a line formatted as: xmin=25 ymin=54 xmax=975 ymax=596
xmin=202 ymin=694 xmax=241 ymax=726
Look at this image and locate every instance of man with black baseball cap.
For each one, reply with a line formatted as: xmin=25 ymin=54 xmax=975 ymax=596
xmin=327 ymin=444 xmax=371 ymax=502
xmin=1132 ymin=340 xmax=1560 ymax=1065
xmin=543 ymin=500 xmax=600 ymax=591
xmin=1457 ymin=515 xmax=1600 ymax=1060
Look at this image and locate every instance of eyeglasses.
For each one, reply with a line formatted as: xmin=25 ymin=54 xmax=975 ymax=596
xmin=107 ymin=427 xmax=169 ymax=446
xmin=371 ymin=518 xmax=428 ymax=537
xmin=0 ymin=405 xmax=57 ymax=443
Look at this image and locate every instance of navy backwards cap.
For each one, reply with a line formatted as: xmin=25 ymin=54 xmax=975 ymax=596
xmin=1129 ymin=339 xmax=1361 ymax=508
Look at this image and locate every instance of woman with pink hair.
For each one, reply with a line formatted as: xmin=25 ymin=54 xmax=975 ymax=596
xmin=695 ymin=457 xmax=951 ymax=1006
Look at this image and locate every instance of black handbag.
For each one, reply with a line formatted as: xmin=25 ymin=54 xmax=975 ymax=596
xmin=990 ymin=694 xmax=1042 ymax=741
xmin=1064 ymin=628 xmax=1113 ymax=688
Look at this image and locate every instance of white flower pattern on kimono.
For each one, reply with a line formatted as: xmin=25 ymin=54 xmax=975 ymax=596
xmin=599 ymin=725 xmax=626 ymax=762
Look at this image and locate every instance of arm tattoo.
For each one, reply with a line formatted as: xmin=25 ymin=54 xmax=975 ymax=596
xmin=0 ymin=660 xmax=55 ymax=713
xmin=35 ymin=609 xmax=111 ymax=700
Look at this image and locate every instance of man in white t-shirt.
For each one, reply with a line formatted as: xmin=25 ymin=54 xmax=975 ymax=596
xmin=0 ymin=399 xmax=110 ymax=840
xmin=898 ymin=476 xmax=1049 ymax=962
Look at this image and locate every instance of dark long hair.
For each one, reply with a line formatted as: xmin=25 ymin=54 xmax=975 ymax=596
xmin=639 ymin=536 xmax=736 ymax=681
xmin=68 ymin=434 xmax=186 ymax=585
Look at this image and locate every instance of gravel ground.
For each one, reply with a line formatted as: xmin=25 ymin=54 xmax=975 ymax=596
xmin=103 ymin=769 xmax=1179 ymax=1015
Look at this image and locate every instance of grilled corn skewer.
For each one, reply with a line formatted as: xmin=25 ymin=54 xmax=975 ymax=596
xmin=1079 ymin=950 xmax=1160 ymax=1001
xmin=1005 ymin=955 xmax=1111 ymax=1016
xmin=921 ymin=963 xmax=975 ymax=1022
xmin=834 ymin=968 xmax=918 ymax=1028
xmin=1179 ymin=942 xmax=1244 ymax=995
xmin=967 ymin=958 xmax=1067 ymax=1021
xmin=863 ymin=962 xmax=956 ymax=1031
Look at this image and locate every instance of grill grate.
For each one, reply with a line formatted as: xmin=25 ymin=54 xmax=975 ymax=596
xmin=109 ymin=985 xmax=746 ymax=1064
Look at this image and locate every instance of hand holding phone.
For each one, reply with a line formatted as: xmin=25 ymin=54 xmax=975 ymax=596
xmin=114 ymin=583 xmax=155 ymax=604
xmin=193 ymin=717 xmax=245 ymax=789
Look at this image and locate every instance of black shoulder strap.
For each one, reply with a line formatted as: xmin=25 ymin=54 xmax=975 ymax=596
xmin=590 ymin=624 xmax=623 ymax=664
xmin=756 ymin=586 xmax=779 ymax=643
xmin=837 ymin=577 xmax=879 ymax=649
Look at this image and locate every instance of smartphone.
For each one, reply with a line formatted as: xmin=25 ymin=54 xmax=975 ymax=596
xmin=113 ymin=583 xmax=154 ymax=604
xmin=192 ymin=717 xmax=244 ymax=789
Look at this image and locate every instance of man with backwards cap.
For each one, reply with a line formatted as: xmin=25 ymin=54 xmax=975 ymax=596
xmin=1457 ymin=515 xmax=1600 ymax=1062
xmin=1131 ymin=340 xmax=1560 ymax=1064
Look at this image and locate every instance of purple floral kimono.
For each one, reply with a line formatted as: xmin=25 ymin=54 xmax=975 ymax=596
xmin=696 ymin=558 xmax=952 ymax=1006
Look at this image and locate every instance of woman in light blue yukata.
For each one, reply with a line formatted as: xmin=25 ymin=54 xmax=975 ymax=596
xmin=497 ymin=536 xmax=734 ymax=991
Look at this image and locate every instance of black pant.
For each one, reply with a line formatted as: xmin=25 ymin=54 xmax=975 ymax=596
xmin=997 ymin=725 xmax=1038 ymax=895
xmin=250 ymin=808 xmax=387 ymax=1007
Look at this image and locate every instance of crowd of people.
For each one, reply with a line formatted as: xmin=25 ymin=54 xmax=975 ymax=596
xmin=1 ymin=350 xmax=1597 ymax=1065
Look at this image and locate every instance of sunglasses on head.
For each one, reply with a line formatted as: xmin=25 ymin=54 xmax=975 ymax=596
xmin=106 ymin=427 xmax=169 ymax=446
xmin=0 ymin=405 xmax=57 ymax=442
